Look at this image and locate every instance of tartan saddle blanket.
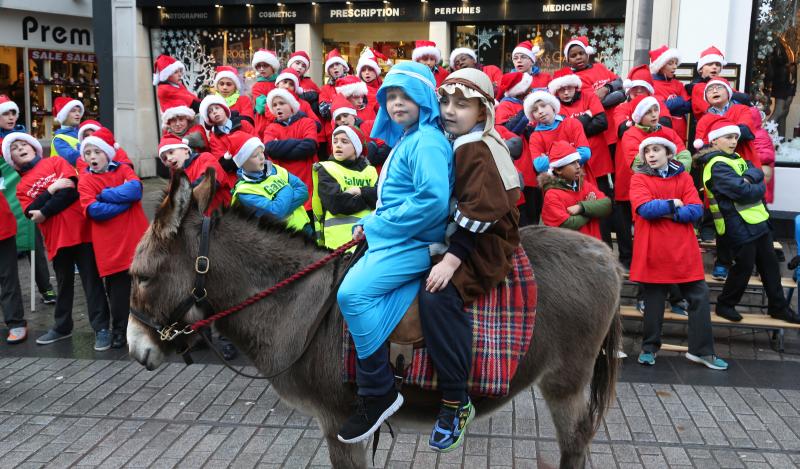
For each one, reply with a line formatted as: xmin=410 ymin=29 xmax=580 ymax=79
xmin=342 ymin=245 xmax=537 ymax=397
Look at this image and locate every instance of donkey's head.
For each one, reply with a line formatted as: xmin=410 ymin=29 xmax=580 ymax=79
xmin=127 ymin=168 xmax=218 ymax=370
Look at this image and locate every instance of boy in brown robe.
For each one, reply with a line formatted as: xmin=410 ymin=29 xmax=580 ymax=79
xmin=420 ymin=68 xmax=521 ymax=452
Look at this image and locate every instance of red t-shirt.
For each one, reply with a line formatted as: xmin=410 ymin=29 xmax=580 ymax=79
xmin=615 ymin=125 xmax=686 ymax=201
xmin=541 ymin=178 xmax=606 ymax=240
xmin=652 ymin=78 xmax=690 ymax=143
xmin=263 ymin=116 xmax=319 ymax=210
xmin=528 ymin=117 xmax=590 ymax=186
xmin=695 ymin=104 xmax=761 ymax=168
xmin=558 ymin=91 xmax=613 ymax=179
xmin=157 ymin=82 xmax=199 ymax=112
xmin=0 ymin=195 xmax=16 ymax=241
xmin=629 ymin=169 xmax=705 ymax=283
xmin=574 ymin=63 xmax=621 ymax=146
xmin=16 ymin=157 xmax=90 ymax=260
xmin=184 ymin=152 xmax=232 ymax=213
xmin=229 ymin=95 xmax=254 ymax=121
xmin=78 ymin=164 xmax=149 ymax=277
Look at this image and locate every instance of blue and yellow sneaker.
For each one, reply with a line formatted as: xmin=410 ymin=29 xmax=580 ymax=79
xmin=429 ymin=398 xmax=475 ymax=452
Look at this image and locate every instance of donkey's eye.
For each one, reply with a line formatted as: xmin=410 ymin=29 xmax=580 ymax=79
xmin=136 ymin=275 xmax=151 ymax=284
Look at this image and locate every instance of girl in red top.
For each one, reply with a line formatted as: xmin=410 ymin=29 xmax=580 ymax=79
xmin=412 ymin=41 xmax=449 ymax=87
xmin=199 ymin=94 xmax=256 ymax=188
xmin=160 ymin=106 xmax=209 ymax=154
xmin=287 ymin=51 xmax=321 ymax=111
xmin=511 ymin=40 xmax=552 ymax=89
xmin=251 ymin=49 xmax=281 ymax=138
xmin=356 ymin=48 xmax=385 ymax=112
xmin=158 ymin=135 xmax=231 ymax=212
xmin=539 ymin=141 xmax=611 ymax=240
xmin=78 ymin=127 xmax=149 ymax=349
xmin=2 ymin=132 xmax=109 ymax=347
xmin=629 ymin=134 xmax=726 ymax=370
xmin=262 ymin=88 xmax=319 ymax=210
xmin=153 ymin=55 xmax=200 ymax=112
xmin=495 ymin=72 xmax=534 ymax=216
xmin=318 ymin=49 xmax=351 ymax=156
xmin=649 ymin=46 xmax=691 ymax=143
xmin=0 ymin=192 xmax=26 ymax=343
xmin=212 ymin=66 xmax=254 ymax=124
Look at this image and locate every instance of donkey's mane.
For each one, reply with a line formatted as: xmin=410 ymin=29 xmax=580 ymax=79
xmin=215 ymin=202 xmax=322 ymax=249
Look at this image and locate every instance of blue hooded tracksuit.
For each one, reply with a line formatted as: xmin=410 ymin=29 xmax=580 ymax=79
xmin=337 ymin=62 xmax=454 ymax=395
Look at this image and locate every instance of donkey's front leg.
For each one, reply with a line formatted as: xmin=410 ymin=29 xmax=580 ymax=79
xmin=318 ymin=414 xmax=367 ymax=469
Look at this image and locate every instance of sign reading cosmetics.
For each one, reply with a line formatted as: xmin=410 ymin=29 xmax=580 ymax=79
xmin=140 ymin=0 xmax=626 ymax=26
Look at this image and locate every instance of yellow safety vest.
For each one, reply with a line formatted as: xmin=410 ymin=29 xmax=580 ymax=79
xmin=702 ymin=154 xmax=770 ymax=236
xmin=311 ymin=160 xmax=377 ymax=250
xmin=49 ymin=133 xmax=80 ymax=158
xmin=232 ymin=164 xmax=311 ymax=232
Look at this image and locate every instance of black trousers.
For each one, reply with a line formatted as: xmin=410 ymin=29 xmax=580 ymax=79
xmin=614 ymin=200 xmax=633 ymax=268
xmin=714 ymin=230 xmax=733 ymax=269
xmin=51 ymin=243 xmax=109 ymax=334
xmin=717 ymin=232 xmax=787 ymax=315
xmin=595 ymin=174 xmax=615 ymax=248
xmin=25 ymin=227 xmax=54 ymax=293
xmin=355 ymin=342 xmax=395 ymax=397
xmin=418 ymin=281 xmax=472 ymax=403
xmin=104 ymin=271 xmax=131 ymax=335
xmin=641 ymin=281 xmax=714 ymax=356
xmin=518 ymin=186 xmax=543 ymax=227
xmin=0 ymin=236 xmax=25 ymax=329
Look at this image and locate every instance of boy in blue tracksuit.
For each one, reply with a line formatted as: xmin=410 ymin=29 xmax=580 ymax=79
xmin=336 ymin=62 xmax=453 ymax=444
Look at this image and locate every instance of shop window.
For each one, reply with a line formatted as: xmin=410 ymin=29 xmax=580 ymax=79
xmin=150 ymin=27 xmax=294 ymax=97
xmin=453 ymin=23 xmax=625 ymax=75
xmin=0 ymin=46 xmax=25 ymax=125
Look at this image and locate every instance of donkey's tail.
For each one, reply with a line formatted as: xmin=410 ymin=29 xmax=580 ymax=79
xmin=588 ymin=307 xmax=621 ymax=432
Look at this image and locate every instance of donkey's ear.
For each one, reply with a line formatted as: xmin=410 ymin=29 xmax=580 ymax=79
xmin=192 ymin=167 xmax=217 ymax=214
xmin=152 ymin=169 xmax=193 ymax=239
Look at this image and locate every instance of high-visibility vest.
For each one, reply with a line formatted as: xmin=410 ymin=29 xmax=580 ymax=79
xmin=50 ymin=133 xmax=80 ymax=158
xmin=311 ymin=160 xmax=377 ymax=250
xmin=232 ymin=164 xmax=310 ymax=232
xmin=702 ymin=154 xmax=769 ymax=236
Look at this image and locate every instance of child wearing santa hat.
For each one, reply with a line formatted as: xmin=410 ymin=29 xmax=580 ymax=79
xmin=448 ymin=47 xmax=502 ymax=91
xmin=335 ymin=75 xmax=377 ymax=122
xmin=0 ymin=95 xmax=25 ymax=141
xmin=50 ymin=96 xmax=85 ymax=166
xmin=330 ymin=94 xmax=390 ymax=170
xmin=539 ymin=140 xmax=611 ymax=240
xmin=356 ymin=48 xmax=386 ymax=111
xmin=230 ymin=132 xmax=311 ymax=235
xmin=251 ymin=49 xmax=281 ymax=137
xmin=274 ymin=68 xmax=325 ymax=145
xmin=686 ymin=46 xmax=752 ymax=120
xmin=212 ymin=66 xmax=254 ymax=124
xmin=312 ymin=125 xmax=378 ymax=250
xmin=161 ymin=106 xmax=209 ymax=154
xmin=287 ymin=51 xmax=321 ymax=109
xmin=199 ymin=94 xmax=256 ymax=187
xmin=77 ymin=127 xmax=148 ymax=349
xmin=3 ymin=132 xmax=110 ymax=349
xmin=412 ymin=41 xmax=449 ymax=87
xmin=76 ymin=121 xmax=133 ymax=171
xmin=262 ymin=88 xmax=319 ymax=212
xmin=318 ymin=49 xmax=351 ymax=122
xmin=615 ymin=65 xmax=673 ymax=138
xmin=649 ymin=45 xmax=691 ymax=143
xmin=157 ymin=135 xmax=231 ymax=212
xmin=153 ymin=54 xmax=200 ymax=112
xmin=629 ymin=131 xmax=727 ymax=369
xmin=511 ymin=40 xmax=552 ymax=89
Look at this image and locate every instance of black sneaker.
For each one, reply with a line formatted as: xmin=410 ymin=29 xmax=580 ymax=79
xmin=111 ymin=333 xmax=127 ymax=349
xmin=770 ymin=307 xmax=800 ymax=324
xmin=40 ymin=289 xmax=56 ymax=305
xmin=715 ymin=305 xmax=743 ymax=322
xmin=337 ymin=390 xmax=404 ymax=444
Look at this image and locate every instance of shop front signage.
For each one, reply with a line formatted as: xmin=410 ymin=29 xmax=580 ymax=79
xmin=29 ymin=49 xmax=96 ymax=63
xmin=0 ymin=10 xmax=94 ymax=52
xmin=140 ymin=0 xmax=626 ymax=26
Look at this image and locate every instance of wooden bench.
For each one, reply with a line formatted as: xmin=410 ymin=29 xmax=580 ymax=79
xmin=622 ymin=272 xmax=795 ymax=289
xmin=620 ymin=305 xmax=800 ymax=352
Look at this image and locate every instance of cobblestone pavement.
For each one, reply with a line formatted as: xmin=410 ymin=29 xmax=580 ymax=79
xmin=1 ymin=357 xmax=800 ymax=468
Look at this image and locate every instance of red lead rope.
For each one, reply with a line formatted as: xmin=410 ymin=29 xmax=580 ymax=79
xmin=189 ymin=239 xmax=359 ymax=331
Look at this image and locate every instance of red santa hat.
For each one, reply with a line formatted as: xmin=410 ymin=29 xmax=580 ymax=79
xmin=639 ymin=129 xmax=678 ymax=156
xmin=0 ymin=95 xmax=19 ymax=115
xmin=152 ymin=54 xmax=185 ymax=86
xmin=158 ymin=135 xmax=191 ymax=158
xmin=161 ymin=105 xmax=196 ymax=130
xmin=623 ymin=64 xmax=655 ymax=95
xmin=2 ymin=132 xmax=42 ymax=168
xmin=275 ymin=68 xmax=302 ymax=92
xmin=53 ymin=97 xmax=84 ymax=124
xmin=547 ymin=141 xmax=581 ymax=172
xmin=325 ymin=49 xmax=350 ymax=73
xmin=696 ymin=45 xmax=726 ymax=70
xmin=266 ymin=88 xmax=301 ymax=115
xmin=225 ymin=132 xmax=264 ymax=168
xmin=357 ymin=48 xmax=386 ymax=76
xmin=523 ymin=90 xmax=561 ymax=121
xmin=412 ymin=40 xmax=441 ymax=62
xmin=630 ymin=94 xmax=660 ymax=124
xmin=198 ymin=95 xmax=231 ymax=126
xmin=512 ymin=41 xmax=540 ymax=63
xmin=80 ymin=127 xmax=119 ymax=161
xmin=563 ymin=36 xmax=595 ymax=58
xmin=331 ymin=94 xmax=357 ymax=120
xmin=251 ymin=49 xmax=280 ymax=71
xmin=332 ymin=125 xmax=366 ymax=157
xmin=212 ymin=65 xmax=242 ymax=91
xmin=77 ymin=119 xmax=102 ymax=142
xmin=693 ymin=115 xmax=740 ymax=150
xmin=335 ymin=75 xmax=368 ymax=98
xmin=703 ymin=77 xmax=733 ymax=103
xmin=648 ymin=45 xmax=681 ymax=75
xmin=449 ymin=47 xmax=477 ymax=66
xmin=547 ymin=67 xmax=583 ymax=94
xmin=287 ymin=50 xmax=311 ymax=69
xmin=498 ymin=72 xmax=532 ymax=100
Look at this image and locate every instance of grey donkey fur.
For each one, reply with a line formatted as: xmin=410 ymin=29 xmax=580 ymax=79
xmin=128 ymin=170 xmax=623 ymax=469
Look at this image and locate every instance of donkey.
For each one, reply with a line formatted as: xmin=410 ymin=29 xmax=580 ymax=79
xmin=128 ymin=170 xmax=623 ymax=469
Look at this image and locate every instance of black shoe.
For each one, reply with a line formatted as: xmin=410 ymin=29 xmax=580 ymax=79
xmin=111 ymin=333 xmax=127 ymax=349
xmin=770 ymin=307 xmax=800 ymax=324
xmin=221 ymin=342 xmax=238 ymax=360
xmin=40 ymin=289 xmax=56 ymax=305
xmin=337 ymin=390 xmax=404 ymax=444
xmin=715 ymin=305 xmax=743 ymax=322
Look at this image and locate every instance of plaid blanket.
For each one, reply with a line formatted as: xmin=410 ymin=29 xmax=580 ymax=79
xmin=342 ymin=246 xmax=537 ymax=397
